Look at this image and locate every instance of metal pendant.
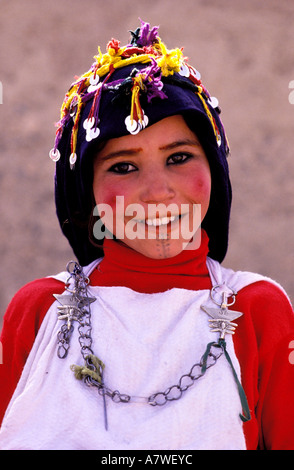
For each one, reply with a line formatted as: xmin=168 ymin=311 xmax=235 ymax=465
xmin=54 ymin=292 xmax=96 ymax=330
xmin=201 ymin=284 xmax=243 ymax=340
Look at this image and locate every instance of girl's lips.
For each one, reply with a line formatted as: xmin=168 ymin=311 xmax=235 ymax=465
xmin=145 ymin=215 xmax=176 ymax=226
xmin=134 ymin=214 xmax=187 ymax=227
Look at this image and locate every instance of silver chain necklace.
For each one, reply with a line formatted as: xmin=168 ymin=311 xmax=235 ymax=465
xmin=54 ymin=261 xmax=250 ymax=430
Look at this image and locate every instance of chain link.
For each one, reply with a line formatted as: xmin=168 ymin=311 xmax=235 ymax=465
xmin=148 ymin=348 xmax=222 ymax=406
xmin=81 ymin=345 xmax=223 ymax=406
xmin=56 ymin=261 xmax=94 ymax=359
xmin=57 ymin=324 xmax=74 ymax=359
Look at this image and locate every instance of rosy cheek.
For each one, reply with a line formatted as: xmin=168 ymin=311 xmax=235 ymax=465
xmin=94 ymin=181 xmax=133 ymax=213
xmin=98 ymin=191 xmax=118 ymax=209
xmin=187 ymin=174 xmax=211 ymax=198
xmin=94 ymin=179 xmax=119 ymax=206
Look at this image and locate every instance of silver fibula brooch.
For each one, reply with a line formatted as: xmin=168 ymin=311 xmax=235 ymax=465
xmin=54 ymin=292 xmax=95 ymax=331
xmin=201 ymin=285 xmax=243 ymax=340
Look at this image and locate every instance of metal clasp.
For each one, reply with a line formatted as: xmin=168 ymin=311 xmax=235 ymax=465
xmin=210 ymin=284 xmax=237 ymax=309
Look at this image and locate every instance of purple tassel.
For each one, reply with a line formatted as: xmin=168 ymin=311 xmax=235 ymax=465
xmin=137 ymin=19 xmax=159 ymax=47
xmin=136 ymin=59 xmax=167 ymax=102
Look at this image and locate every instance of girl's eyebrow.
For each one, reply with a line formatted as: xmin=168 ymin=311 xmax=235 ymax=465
xmin=159 ymin=138 xmax=201 ymax=151
xmin=97 ymin=148 xmax=143 ymax=162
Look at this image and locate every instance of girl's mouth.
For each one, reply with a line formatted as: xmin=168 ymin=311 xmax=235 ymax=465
xmin=134 ymin=213 xmax=185 ymax=227
xmin=131 ymin=214 xmax=189 ymax=239
xmin=145 ymin=215 xmax=177 ymax=226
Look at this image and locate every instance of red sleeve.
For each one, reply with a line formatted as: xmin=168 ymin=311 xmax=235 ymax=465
xmin=233 ymin=281 xmax=294 ymax=450
xmin=0 ymin=277 xmax=65 ymax=426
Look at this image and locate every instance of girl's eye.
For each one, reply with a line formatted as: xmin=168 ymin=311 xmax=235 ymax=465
xmin=167 ymin=153 xmax=192 ymax=165
xmin=108 ymin=162 xmax=137 ymax=174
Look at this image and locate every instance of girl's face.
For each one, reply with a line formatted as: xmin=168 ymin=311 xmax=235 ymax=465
xmin=93 ymin=115 xmax=211 ymax=259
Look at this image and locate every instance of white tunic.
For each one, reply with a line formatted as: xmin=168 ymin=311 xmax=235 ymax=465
xmin=0 ymin=258 xmax=269 ymax=450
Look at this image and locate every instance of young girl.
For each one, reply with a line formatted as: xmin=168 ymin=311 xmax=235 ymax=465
xmin=0 ymin=20 xmax=293 ymax=450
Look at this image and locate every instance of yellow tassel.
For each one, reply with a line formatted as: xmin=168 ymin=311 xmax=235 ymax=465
xmin=130 ymin=75 xmax=145 ymax=124
xmin=71 ymin=354 xmax=105 ymax=384
xmin=197 ymin=93 xmax=219 ymax=143
xmin=70 ymin=94 xmax=83 ymax=155
xmin=154 ymin=38 xmax=183 ymax=77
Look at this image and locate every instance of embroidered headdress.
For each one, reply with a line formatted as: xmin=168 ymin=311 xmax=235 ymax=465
xmin=51 ymin=20 xmax=232 ymax=265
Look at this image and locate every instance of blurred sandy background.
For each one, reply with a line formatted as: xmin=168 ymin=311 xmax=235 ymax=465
xmin=0 ymin=0 xmax=293 ymax=328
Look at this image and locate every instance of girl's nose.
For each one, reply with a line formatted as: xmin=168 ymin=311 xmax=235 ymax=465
xmin=140 ymin=170 xmax=176 ymax=204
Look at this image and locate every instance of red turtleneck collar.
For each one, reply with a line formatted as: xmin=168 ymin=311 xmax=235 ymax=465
xmin=90 ymin=229 xmax=212 ymax=293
